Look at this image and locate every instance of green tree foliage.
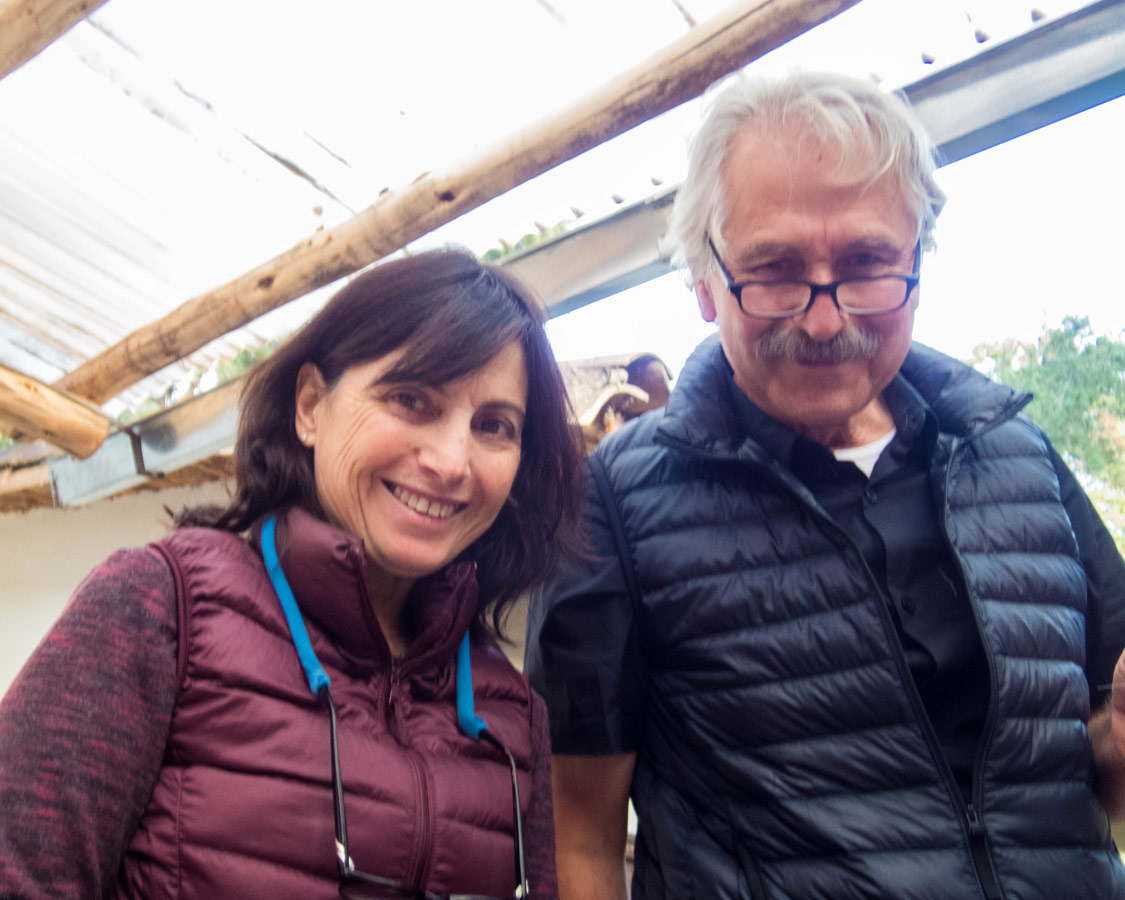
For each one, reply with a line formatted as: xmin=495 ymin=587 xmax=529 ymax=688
xmin=479 ymin=221 xmax=569 ymax=263
xmin=970 ymin=317 xmax=1125 ymax=535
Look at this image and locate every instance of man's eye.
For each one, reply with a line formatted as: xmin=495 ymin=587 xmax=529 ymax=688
xmin=749 ymin=259 xmax=796 ymax=280
xmin=840 ymin=252 xmax=886 ymax=274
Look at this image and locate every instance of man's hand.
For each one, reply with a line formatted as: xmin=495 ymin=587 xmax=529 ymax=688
xmin=552 ymin=753 xmax=636 ymax=900
xmin=1090 ymin=649 xmax=1125 ymax=820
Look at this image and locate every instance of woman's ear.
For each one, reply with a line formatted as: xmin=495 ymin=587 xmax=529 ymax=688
xmin=294 ymin=363 xmax=327 ymax=445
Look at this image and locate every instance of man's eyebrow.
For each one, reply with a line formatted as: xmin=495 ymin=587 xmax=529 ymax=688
xmin=728 ymin=242 xmax=798 ymax=270
xmin=837 ymin=237 xmax=905 ymax=255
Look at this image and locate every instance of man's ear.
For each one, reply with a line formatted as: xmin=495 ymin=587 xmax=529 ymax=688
xmin=695 ymin=279 xmax=718 ymax=323
xmin=294 ymin=363 xmax=327 ymax=444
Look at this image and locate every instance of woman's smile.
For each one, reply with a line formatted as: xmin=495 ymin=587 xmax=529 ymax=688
xmin=296 ymin=340 xmax=527 ymax=602
xmin=388 ymin=481 xmax=466 ymax=521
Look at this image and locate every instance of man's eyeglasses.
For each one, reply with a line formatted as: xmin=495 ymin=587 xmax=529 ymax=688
xmin=325 ymin=690 xmax=529 ymax=900
xmin=707 ymin=236 xmax=920 ymax=319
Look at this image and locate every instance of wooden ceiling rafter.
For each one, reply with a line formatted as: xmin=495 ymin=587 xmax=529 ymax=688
xmin=0 ymin=0 xmax=110 ymax=80
xmin=0 ymin=363 xmax=112 ymax=458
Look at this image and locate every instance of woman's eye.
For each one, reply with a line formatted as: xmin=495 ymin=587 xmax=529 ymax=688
xmin=383 ymin=389 xmax=431 ymax=417
xmin=476 ymin=416 xmax=519 ymax=443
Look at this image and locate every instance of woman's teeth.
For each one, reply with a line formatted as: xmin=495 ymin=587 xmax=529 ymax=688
xmin=392 ymin=485 xmax=458 ymax=519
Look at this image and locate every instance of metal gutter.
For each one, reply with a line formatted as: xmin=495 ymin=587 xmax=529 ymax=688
xmin=49 ymin=376 xmax=242 ymax=506
xmin=902 ymin=0 xmax=1125 ymax=164
xmin=503 ymin=187 xmax=679 ymax=317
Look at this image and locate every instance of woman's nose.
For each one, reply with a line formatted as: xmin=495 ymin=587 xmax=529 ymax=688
xmin=416 ymin=424 xmax=471 ymax=483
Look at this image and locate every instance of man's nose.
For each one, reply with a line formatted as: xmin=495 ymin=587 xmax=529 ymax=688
xmin=797 ymin=287 xmax=847 ymax=341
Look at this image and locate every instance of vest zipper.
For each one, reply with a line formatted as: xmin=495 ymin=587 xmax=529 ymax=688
xmin=965 ymin=803 xmax=1002 ymax=899
xmin=941 ymin=435 xmax=1003 ymax=900
xmin=351 ymin=546 xmax=437 ymax=891
xmin=385 ymin=660 xmax=435 ymax=889
xmin=406 ymin=744 xmax=434 ymax=889
xmin=386 ymin=663 xmax=401 ymax=736
xmin=793 ymin=468 xmax=1002 ymax=900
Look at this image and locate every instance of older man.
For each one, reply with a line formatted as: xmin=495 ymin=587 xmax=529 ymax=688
xmin=526 ymin=70 xmax=1125 ymax=900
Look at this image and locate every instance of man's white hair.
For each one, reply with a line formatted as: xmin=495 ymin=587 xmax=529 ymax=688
xmin=671 ymin=69 xmax=947 ymax=279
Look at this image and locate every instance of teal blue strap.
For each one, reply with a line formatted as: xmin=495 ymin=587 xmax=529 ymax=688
xmin=456 ymin=631 xmax=488 ymax=738
xmin=261 ymin=515 xmax=330 ymax=696
xmin=262 ymin=513 xmax=484 ymax=739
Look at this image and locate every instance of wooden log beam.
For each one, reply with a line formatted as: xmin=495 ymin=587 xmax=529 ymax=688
xmin=0 ymin=363 xmax=112 ymax=458
xmin=0 ymin=0 xmax=110 ymax=80
xmin=54 ymin=0 xmax=859 ymax=405
xmin=0 ymin=462 xmax=52 ymax=512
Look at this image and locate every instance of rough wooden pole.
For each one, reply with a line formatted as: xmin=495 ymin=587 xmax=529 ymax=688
xmin=54 ymin=0 xmax=859 ymax=406
xmin=0 ymin=363 xmax=112 ymax=458
xmin=0 ymin=0 xmax=110 ymax=79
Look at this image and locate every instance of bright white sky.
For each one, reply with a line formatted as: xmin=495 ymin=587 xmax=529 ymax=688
xmin=544 ymin=90 xmax=1125 ymax=379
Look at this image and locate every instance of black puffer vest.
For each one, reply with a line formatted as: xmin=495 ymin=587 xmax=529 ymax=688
xmin=595 ymin=336 xmax=1124 ymax=900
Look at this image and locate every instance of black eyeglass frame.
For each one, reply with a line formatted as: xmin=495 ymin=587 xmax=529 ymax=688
xmin=324 ymin=689 xmax=529 ymax=900
xmin=707 ymin=236 xmax=921 ymax=319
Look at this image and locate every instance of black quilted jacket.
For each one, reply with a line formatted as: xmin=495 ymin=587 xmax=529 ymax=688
xmin=531 ymin=335 xmax=1125 ymax=900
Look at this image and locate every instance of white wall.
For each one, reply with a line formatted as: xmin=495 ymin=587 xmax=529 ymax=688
xmin=0 ymin=482 xmax=230 ymax=697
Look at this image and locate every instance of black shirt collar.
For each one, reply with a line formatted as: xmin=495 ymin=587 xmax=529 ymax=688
xmin=723 ymin=352 xmax=938 ymax=475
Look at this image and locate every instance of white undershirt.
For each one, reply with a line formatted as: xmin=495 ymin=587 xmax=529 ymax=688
xmin=831 ymin=428 xmax=897 ymax=478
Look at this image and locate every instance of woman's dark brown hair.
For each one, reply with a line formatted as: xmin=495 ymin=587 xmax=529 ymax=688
xmin=178 ymin=247 xmax=584 ymax=636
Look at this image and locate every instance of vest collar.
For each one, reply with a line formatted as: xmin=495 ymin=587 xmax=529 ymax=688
xmin=656 ymin=334 xmax=1032 ymax=459
xmin=899 ymin=342 xmax=1031 ymax=436
xmin=656 ymin=335 xmax=756 ymax=461
xmin=254 ymin=506 xmax=479 ymax=667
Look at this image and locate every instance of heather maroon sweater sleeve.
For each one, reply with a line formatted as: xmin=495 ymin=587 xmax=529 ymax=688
xmin=0 ymin=546 xmax=178 ymax=899
xmin=525 ymin=688 xmax=559 ymax=900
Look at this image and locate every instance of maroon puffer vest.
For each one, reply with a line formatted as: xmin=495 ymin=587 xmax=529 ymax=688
xmin=114 ymin=507 xmax=535 ymax=899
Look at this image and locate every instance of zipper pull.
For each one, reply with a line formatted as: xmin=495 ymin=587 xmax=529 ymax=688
xmin=386 ymin=663 xmax=399 ymax=713
xmin=965 ymin=803 xmax=1002 ymax=899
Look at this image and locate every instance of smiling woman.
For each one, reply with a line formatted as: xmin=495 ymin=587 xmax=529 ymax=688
xmin=0 ymin=248 xmax=584 ymax=900
xmin=294 ymin=341 xmax=529 ymax=652
xmin=186 ymin=248 xmax=583 ymax=630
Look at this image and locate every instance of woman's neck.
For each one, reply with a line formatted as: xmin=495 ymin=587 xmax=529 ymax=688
xmin=364 ymin=567 xmax=415 ymax=658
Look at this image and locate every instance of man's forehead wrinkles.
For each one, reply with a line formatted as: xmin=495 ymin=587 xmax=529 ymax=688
xmin=727 ymin=235 xmax=908 ymax=268
xmin=729 ymin=242 xmax=794 ymax=267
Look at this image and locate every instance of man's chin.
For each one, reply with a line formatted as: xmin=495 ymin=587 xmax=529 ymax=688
xmin=772 ymin=388 xmax=874 ymax=429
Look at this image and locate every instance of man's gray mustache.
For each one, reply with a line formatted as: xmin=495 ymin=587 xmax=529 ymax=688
xmin=755 ymin=327 xmax=883 ymax=364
